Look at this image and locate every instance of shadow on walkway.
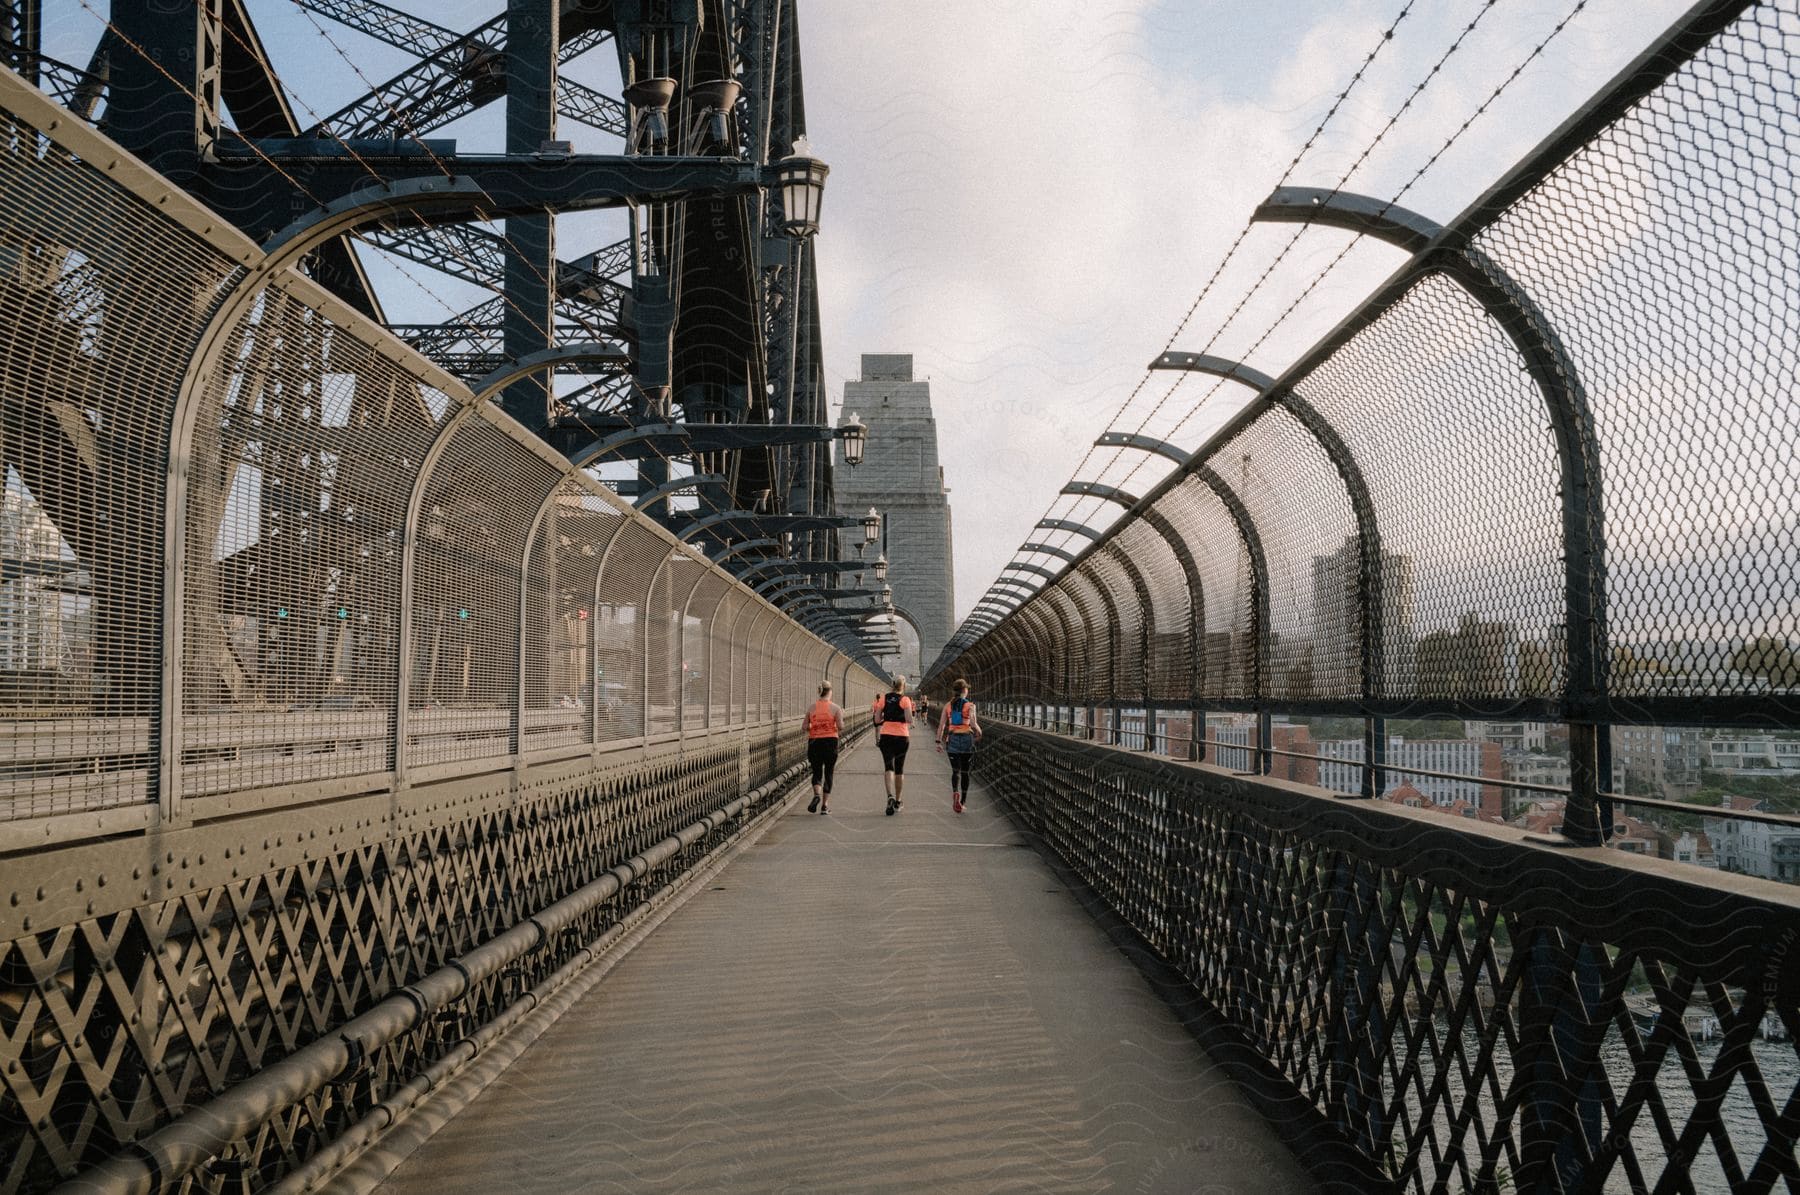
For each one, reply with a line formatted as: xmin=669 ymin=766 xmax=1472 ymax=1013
xmin=375 ymin=733 xmax=1315 ymax=1193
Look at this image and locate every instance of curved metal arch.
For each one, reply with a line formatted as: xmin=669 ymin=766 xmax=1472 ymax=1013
xmin=1151 ymin=350 xmax=1386 ymax=704
xmin=634 ymin=473 xmax=726 ymax=512
xmin=1252 ymin=186 xmax=1438 ymax=254
xmin=1194 ymin=466 xmax=1271 ymax=705
xmin=1096 ymin=431 xmax=1186 ymax=465
xmin=713 ymin=537 xmax=786 ymax=565
xmin=756 ymin=573 xmax=818 ymax=602
xmin=1036 ymin=518 xmax=1105 ymax=540
xmin=1096 ymin=541 xmax=1156 ymax=702
xmin=989 ymin=576 xmax=1040 ymax=599
xmin=1009 ymin=600 xmax=1061 ymax=699
xmin=1003 ymin=561 xmax=1061 ymax=583
xmin=1061 ymin=480 xmax=1142 ymax=509
xmin=264 ymin=177 xmax=497 ymax=264
xmin=1252 ymin=185 xmax=1606 ymax=725
xmin=567 ymin=421 xmax=690 ymax=469
xmin=1057 ymin=563 xmax=1123 ymax=704
xmin=469 ymin=343 xmax=633 ymax=405
xmin=1035 ymin=585 xmax=1083 ymax=703
xmin=991 ymin=618 xmax=1040 ymax=700
xmin=1140 ymin=506 xmax=1207 ymax=702
xmin=1019 ymin=541 xmax=1082 ymax=565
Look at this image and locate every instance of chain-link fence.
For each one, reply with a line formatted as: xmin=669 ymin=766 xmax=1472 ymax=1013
xmin=0 ymin=62 xmax=879 ymax=1193
xmin=933 ymin=0 xmax=1800 ymax=842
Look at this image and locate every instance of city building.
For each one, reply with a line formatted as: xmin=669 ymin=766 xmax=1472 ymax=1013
xmin=0 ymin=484 xmax=78 ymax=687
xmin=1468 ymin=720 xmax=1549 ymax=752
xmin=1318 ymin=734 xmax=1504 ymax=820
xmin=835 ymin=354 xmax=954 ymax=678
xmin=1671 ymin=831 xmax=1718 ymax=869
xmin=1707 ymin=733 xmax=1800 ymax=776
xmin=1310 ymin=537 xmax=1417 ymax=694
xmin=1704 ymin=797 xmax=1800 ymax=883
xmin=1612 ymin=724 xmax=1706 ymax=796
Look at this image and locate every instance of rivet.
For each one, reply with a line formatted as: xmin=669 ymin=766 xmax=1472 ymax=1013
xmin=96 ymin=875 xmax=106 ymax=888
xmin=34 ymin=887 xmax=44 ymax=901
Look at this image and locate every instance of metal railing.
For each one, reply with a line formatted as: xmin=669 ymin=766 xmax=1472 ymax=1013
xmin=928 ymin=2 xmax=1800 ymax=1190
xmin=929 ymin=0 xmax=1800 ymax=845
xmin=982 ymin=719 xmax=1800 ymax=1194
xmin=0 ymin=64 xmax=879 ymax=1193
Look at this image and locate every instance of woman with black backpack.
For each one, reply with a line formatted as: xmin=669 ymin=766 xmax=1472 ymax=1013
xmin=936 ymin=678 xmax=982 ymax=813
xmin=871 ymin=676 xmax=915 ymax=815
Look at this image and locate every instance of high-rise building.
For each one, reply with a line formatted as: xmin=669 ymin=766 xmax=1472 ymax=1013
xmin=1310 ymin=536 xmax=1417 ymax=695
xmin=835 ymin=355 xmax=954 ymax=677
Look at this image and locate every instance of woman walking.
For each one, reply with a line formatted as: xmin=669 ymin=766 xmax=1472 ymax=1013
xmin=803 ymin=681 xmax=846 ymax=814
xmin=936 ymin=678 xmax=981 ymax=813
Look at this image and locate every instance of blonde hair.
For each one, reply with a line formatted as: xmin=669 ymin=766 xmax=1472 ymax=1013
xmin=817 ymin=681 xmax=832 ymax=698
xmin=890 ymin=675 xmax=907 ymax=693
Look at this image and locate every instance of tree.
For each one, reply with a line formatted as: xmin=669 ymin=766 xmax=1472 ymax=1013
xmin=1729 ymin=637 xmax=1800 ymax=688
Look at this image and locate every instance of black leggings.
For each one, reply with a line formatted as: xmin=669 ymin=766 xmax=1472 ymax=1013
xmin=948 ymin=749 xmax=973 ymax=793
xmin=808 ymin=737 xmax=839 ymax=793
xmin=877 ymin=735 xmax=909 ymax=774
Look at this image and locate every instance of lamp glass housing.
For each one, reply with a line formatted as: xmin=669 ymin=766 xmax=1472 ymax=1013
xmin=838 ymin=411 xmax=868 ymax=466
xmin=777 ymin=154 xmax=830 ymax=237
xmin=861 ymin=507 xmax=880 ymax=546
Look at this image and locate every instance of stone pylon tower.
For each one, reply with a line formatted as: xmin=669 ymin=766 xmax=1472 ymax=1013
xmin=834 ymin=355 xmax=954 ymax=679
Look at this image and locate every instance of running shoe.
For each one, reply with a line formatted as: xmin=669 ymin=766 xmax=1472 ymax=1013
xmin=885 ymin=795 xmax=897 ymax=816
xmin=807 ymin=795 xmax=820 ymax=813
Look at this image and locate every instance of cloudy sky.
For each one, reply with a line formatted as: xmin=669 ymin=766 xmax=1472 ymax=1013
xmin=795 ymin=0 xmax=1696 ymax=626
xmin=42 ymin=0 xmax=1698 ymax=625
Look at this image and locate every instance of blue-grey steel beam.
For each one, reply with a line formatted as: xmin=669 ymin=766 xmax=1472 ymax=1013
xmin=1061 ymin=480 xmax=1142 ymax=508
xmin=1003 ymin=561 xmax=1060 ymax=583
xmin=1152 ymin=348 xmax=1386 ymax=793
xmin=1252 ymin=184 xmax=1606 ymax=832
xmin=1036 ymin=518 xmax=1105 ymax=540
xmin=502 ymin=0 xmax=559 ymax=429
xmin=1094 ymin=431 xmax=1186 ymax=466
xmin=634 ymin=474 xmax=727 ymax=512
xmin=1018 ymin=542 xmax=1081 ymax=565
xmin=1140 ymin=507 xmax=1207 ymax=727
xmin=1195 ymin=464 xmax=1272 ymax=773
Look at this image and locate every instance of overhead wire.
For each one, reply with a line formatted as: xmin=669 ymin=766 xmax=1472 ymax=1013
xmin=953 ymin=0 xmax=1422 ymax=636
xmin=953 ymin=0 xmax=1598 ymax=653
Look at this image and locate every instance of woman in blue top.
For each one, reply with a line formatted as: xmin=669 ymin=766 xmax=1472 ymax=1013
xmin=935 ymin=678 xmax=982 ymax=814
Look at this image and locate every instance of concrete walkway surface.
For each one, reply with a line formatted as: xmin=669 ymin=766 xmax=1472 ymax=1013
xmin=376 ymin=733 xmax=1314 ymax=1193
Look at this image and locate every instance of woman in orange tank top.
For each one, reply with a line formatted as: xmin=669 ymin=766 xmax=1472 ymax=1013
xmin=802 ymin=681 xmax=845 ymax=813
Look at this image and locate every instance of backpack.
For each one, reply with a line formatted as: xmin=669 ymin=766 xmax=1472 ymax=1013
xmin=949 ymin=697 xmax=968 ymax=728
xmin=880 ymin=692 xmax=906 ymax=724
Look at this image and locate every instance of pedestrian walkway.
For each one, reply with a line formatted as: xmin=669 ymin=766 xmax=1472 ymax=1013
xmin=374 ymin=737 xmax=1314 ymax=1193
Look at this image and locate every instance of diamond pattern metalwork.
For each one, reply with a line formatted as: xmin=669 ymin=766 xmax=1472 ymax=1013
xmin=985 ymin=724 xmax=1800 ymax=1194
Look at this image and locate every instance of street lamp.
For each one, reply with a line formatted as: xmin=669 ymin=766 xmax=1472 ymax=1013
xmin=873 ymin=554 xmax=889 ymax=583
xmin=623 ymin=77 xmax=677 ymax=151
xmin=777 ymin=148 xmax=830 ymax=237
xmin=687 ymin=78 xmax=742 ymax=151
xmin=836 ymin=411 xmax=868 ymax=466
xmin=861 ymin=507 xmax=881 ymax=547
